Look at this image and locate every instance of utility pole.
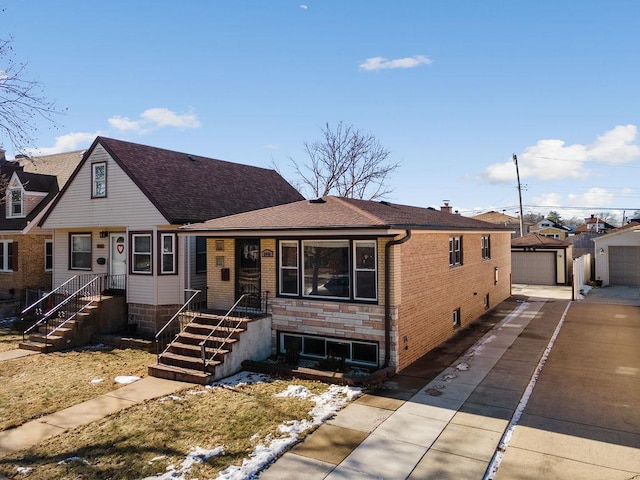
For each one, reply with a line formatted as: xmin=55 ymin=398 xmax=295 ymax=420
xmin=513 ymin=154 xmax=525 ymax=237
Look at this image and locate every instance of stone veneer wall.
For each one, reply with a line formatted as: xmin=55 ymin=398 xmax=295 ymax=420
xmin=128 ymin=303 xmax=181 ymax=338
xmin=269 ymin=297 xmax=395 ymax=367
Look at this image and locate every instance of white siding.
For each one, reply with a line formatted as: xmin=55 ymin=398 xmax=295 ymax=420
xmin=595 ymin=229 xmax=640 ymax=285
xmin=52 ymin=227 xmax=184 ymax=306
xmin=42 ymin=145 xmax=167 ymax=229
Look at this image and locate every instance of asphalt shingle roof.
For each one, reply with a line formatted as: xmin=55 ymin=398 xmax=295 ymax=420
xmin=511 ymin=233 xmax=570 ymax=248
xmin=183 ymin=196 xmax=513 ymax=232
xmin=41 ymin=137 xmax=304 ymax=226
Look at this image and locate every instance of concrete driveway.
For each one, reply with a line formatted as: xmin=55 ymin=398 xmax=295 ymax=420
xmin=260 ymin=284 xmax=639 ymax=479
xmin=495 ymin=299 xmax=640 ymax=479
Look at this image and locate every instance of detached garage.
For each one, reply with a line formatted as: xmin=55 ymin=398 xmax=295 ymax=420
xmin=512 ymin=233 xmax=572 ymax=285
xmin=594 ymin=222 xmax=640 ymax=286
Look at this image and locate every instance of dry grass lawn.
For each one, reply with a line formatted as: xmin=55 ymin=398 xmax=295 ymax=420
xmin=0 ymin=347 xmax=155 ymax=431
xmin=0 ymin=327 xmax=22 ymax=353
xmin=0 ymin=378 xmax=331 ymax=480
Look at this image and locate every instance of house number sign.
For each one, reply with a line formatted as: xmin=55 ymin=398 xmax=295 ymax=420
xmin=262 ymin=249 xmax=274 ymax=257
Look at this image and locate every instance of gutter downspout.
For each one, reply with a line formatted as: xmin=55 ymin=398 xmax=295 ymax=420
xmin=383 ymin=229 xmax=411 ymax=368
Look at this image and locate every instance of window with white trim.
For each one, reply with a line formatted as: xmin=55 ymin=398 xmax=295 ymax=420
xmin=279 ymin=241 xmax=299 ymax=295
xmin=70 ymin=233 xmax=92 ymax=270
xmin=481 ymin=235 xmax=491 ymax=260
xmin=453 ymin=308 xmax=461 ymax=328
xmin=303 ymin=240 xmax=350 ymax=298
xmin=44 ymin=240 xmax=53 ymax=272
xmin=7 ymin=189 xmax=24 ymax=218
xmin=449 ymin=236 xmax=462 ymax=266
xmin=92 ymin=162 xmax=106 ymax=198
xmin=280 ymin=332 xmax=378 ymax=366
xmin=0 ymin=241 xmax=13 ymax=272
xmin=278 ymin=239 xmax=378 ymax=301
xmin=354 ymin=240 xmax=377 ymax=300
xmin=160 ymin=233 xmax=176 ymax=274
xmin=132 ymin=233 xmax=152 ymax=273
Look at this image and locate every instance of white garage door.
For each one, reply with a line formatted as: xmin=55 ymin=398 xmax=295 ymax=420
xmin=610 ymin=246 xmax=640 ymax=286
xmin=512 ymin=251 xmax=556 ymax=285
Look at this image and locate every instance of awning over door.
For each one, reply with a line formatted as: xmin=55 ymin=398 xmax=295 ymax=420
xmin=610 ymin=246 xmax=640 ymax=286
xmin=512 ymin=251 xmax=556 ymax=285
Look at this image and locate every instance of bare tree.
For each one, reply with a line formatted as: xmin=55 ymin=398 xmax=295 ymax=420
xmin=523 ymin=212 xmax=544 ymax=224
xmin=290 ymin=122 xmax=399 ymax=200
xmin=0 ymin=34 xmax=61 ymax=154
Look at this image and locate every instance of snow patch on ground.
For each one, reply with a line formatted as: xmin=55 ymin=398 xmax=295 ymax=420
xmin=91 ymin=378 xmax=104 ymax=384
xmin=142 ymin=376 xmax=361 ymax=480
xmin=115 ymin=375 xmax=141 ymax=384
xmin=143 ymin=446 xmax=225 ymax=480
xmin=16 ymin=467 xmax=32 ymax=474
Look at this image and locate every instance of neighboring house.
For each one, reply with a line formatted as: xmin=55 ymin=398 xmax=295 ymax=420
xmin=572 ymin=214 xmax=616 ymax=235
xmin=593 ymin=221 xmax=640 ymax=286
xmin=38 ymin=136 xmax=304 ymax=336
xmin=472 ymin=210 xmax=531 ymax=238
xmin=0 ymin=151 xmax=63 ymax=301
xmin=530 ymin=218 xmax=572 ymax=239
xmin=511 ymin=233 xmax=573 ymax=285
xmin=181 ymin=196 xmax=512 ymax=373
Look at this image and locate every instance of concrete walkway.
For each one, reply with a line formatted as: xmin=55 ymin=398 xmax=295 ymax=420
xmin=260 ymin=286 xmax=640 ymax=479
xmin=0 ymin=376 xmax=189 ymax=457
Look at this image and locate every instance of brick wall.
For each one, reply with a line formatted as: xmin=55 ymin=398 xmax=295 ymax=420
xmin=394 ymin=231 xmax=511 ymax=370
xmin=128 ymin=302 xmax=181 ymax=337
xmin=0 ymin=234 xmax=52 ymax=297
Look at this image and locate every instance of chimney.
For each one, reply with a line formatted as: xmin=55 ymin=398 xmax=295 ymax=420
xmin=441 ymin=201 xmax=453 ymax=213
xmin=0 ymin=148 xmax=5 ymax=161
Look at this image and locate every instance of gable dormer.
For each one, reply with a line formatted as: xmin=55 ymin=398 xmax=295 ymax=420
xmin=6 ymin=173 xmax=25 ymax=219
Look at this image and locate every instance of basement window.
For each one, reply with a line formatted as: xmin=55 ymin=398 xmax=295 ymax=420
xmin=453 ymin=308 xmax=461 ymax=328
xmin=280 ymin=332 xmax=378 ymax=367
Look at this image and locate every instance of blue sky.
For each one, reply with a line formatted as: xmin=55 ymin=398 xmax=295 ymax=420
xmin=2 ymin=1 xmax=639 ymax=222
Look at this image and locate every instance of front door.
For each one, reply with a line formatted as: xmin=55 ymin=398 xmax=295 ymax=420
xmin=236 ymin=239 xmax=261 ymax=310
xmin=109 ymin=233 xmax=127 ymax=290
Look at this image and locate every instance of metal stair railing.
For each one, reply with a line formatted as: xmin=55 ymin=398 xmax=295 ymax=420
xmin=22 ymin=274 xmax=104 ymax=349
xmin=200 ymin=293 xmax=254 ymax=373
xmin=155 ymin=289 xmax=202 ymax=361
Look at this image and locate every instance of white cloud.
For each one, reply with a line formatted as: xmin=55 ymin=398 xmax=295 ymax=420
xmin=140 ymin=108 xmax=200 ymax=129
xmin=359 ymin=55 xmax=432 ymax=71
xmin=532 ymin=192 xmax=563 ymax=207
xmin=28 ymin=132 xmax=100 ymax=155
xmin=482 ymin=124 xmax=640 ymax=183
xmin=567 ymin=187 xmax=616 ymax=207
xmin=108 ymin=116 xmax=141 ymax=132
xmin=300 ymin=4 xmax=308 ymax=9
xmin=108 ymin=107 xmax=200 ymax=133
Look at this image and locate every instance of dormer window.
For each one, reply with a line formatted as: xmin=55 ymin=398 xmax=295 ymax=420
xmin=7 ymin=188 xmax=24 ymax=218
xmin=92 ymin=162 xmax=106 ymax=198
xmin=11 ymin=189 xmax=23 ymax=215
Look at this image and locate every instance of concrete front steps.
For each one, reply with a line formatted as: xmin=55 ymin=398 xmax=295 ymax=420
xmin=19 ymin=306 xmax=97 ymax=353
xmin=148 ymin=313 xmax=252 ymax=385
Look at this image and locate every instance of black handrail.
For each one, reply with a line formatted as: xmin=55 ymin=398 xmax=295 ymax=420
xmin=22 ymin=274 xmax=126 ymax=348
xmin=155 ymin=289 xmax=203 ymax=361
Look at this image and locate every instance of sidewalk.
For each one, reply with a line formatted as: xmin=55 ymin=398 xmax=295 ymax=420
xmin=261 ymin=296 xmax=567 ymax=479
xmin=0 ymin=376 xmax=189 ymax=457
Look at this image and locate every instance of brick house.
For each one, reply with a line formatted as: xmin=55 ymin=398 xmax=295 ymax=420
xmin=472 ymin=210 xmax=531 ymax=238
xmin=182 ymin=196 xmax=512 ymax=372
xmin=37 ymin=137 xmax=303 ymax=336
xmin=0 ymin=153 xmax=62 ymax=301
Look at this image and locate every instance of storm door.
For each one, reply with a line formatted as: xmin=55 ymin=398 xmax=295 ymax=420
xmin=236 ymin=239 xmax=261 ymax=310
xmin=109 ymin=233 xmax=127 ymax=290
